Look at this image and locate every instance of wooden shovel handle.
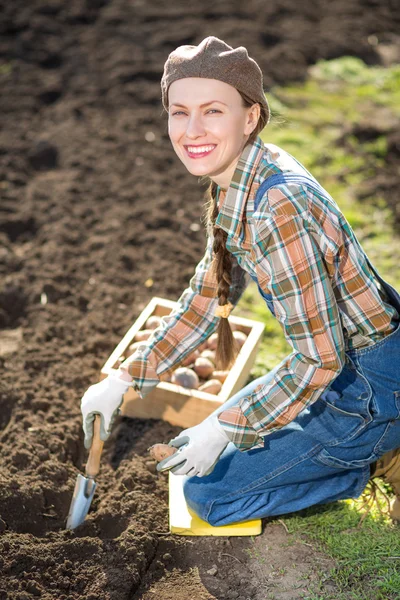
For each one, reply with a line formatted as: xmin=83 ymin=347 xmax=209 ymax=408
xmin=85 ymin=414 xmax=104 ymax=478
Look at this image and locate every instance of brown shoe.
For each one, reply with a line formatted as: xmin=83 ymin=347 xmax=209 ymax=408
xmin=390 ymin=497 xmax=400 ymax=521
xmin=371 ymin=448 xmax=400 ymax=521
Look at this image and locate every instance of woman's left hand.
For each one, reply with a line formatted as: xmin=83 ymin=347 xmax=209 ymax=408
xmin=157 ymin=415 xmax=230 ymax=477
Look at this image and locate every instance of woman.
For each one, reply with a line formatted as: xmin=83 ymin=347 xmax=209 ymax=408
xmin=81 ymin=36 xmax=400 ymax=526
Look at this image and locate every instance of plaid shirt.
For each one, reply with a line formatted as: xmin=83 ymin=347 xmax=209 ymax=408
xmin=122 ymin=135 xmax=399 ymax=450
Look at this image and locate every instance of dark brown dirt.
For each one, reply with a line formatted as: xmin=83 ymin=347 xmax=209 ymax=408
xmin=0 ymin=1 xmax=399 ymax=598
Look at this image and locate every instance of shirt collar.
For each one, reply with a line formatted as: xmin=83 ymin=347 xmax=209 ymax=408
xmin=215 ymin=135 xmax=265 ymax=245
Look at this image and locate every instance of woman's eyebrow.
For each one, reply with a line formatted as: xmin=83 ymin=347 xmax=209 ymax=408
xmin=170 ymin=101 xmax=228 ymax=108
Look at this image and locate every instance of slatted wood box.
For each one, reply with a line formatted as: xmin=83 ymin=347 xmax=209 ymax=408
xmin=100 ymin=297 xmax=264 ymax=428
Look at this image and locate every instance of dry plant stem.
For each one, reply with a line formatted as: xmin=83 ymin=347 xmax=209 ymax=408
xmin=356 ymin=479 xmax=392 ymax=527
xmin=220 ymin=553 xmax=243 ymax=564
xmin=278 ymin=519 xmax=289 ymax=534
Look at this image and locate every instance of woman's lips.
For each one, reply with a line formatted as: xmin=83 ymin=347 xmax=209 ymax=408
xmin=184 ymin=145 xmax=216 ymax=159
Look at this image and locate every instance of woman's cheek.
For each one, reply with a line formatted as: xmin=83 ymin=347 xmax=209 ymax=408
xmin=211 ymin=115 xmax=234 ymax=136
xmin=167 ymin=120 xmax=175 ymax=140
xmin=168 ymin=121 xmax=185 ymax=144
xmin=168 ymin=118 xmax=178 ymax=137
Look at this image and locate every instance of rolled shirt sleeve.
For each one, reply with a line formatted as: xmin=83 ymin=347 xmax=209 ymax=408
xmin=218 ymin=184 xmax=346 ymax=450
xmin=121 ymin=232 xmax=250 ymax=399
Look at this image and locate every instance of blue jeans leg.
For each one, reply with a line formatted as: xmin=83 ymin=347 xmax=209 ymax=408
xmin=184 ymin=324 xmax=400 ymax=526
xmin=183 ymin=442 xmax=369 ymax=526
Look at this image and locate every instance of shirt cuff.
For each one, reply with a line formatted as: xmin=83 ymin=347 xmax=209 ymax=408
xmin=120 ymin=347 xmax=161 ymax=400
xmin=217 ymin=406 xmax=264 ymax=450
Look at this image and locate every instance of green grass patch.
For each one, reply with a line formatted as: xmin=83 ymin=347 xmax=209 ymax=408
xmin=234 ymin=56 xmax=400 ymax=599
xmin=284 ymin=489 xmax=400 ymax=599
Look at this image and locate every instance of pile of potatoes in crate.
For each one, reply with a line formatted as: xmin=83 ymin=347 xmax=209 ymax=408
xmin=119 ymin=314 xmax=248 ymax=395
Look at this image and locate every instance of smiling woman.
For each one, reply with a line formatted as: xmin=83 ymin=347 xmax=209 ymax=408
xmin=167 ymin=78 xmax=261 ymax=187
xmin=163 ymin=46 xmax=269 ymax=370
xmin=80 ymin=36 xmax=400 ymax=528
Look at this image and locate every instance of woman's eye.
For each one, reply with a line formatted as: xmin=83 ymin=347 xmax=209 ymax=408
xmin=171 ymin=109 xmax=221 ymax=116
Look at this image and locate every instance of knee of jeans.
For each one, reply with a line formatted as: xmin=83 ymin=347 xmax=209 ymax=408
xmin=183 ymin=477 xmax=211 ymax=521
xmin=184 ymin=483 xmax=230 ymax=527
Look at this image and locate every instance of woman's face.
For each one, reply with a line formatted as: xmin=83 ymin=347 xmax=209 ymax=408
xmin=168 ymin=78 xmax=260 ymax=190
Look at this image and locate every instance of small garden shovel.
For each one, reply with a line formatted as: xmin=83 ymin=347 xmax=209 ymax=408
xmin=66 ymin=414 xmax=104 ymax=529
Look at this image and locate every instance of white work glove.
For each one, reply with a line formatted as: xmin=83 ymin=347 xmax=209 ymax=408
xmin=81 ymin=373 xmax=133 ymax=449
xmin=157 ymin=415 xmax=230 ymax=477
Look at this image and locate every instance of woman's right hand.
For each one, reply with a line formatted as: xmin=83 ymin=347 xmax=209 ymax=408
xmin=80 ymin=374 xmax=132 ymax=449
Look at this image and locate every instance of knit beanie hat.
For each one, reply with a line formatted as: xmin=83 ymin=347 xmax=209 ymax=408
xmin=161 ymin=36 xmax=270 ymax=123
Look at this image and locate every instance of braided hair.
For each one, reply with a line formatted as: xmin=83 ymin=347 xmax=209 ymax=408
xmin=202 ymin=91 xmax=270 ymax=370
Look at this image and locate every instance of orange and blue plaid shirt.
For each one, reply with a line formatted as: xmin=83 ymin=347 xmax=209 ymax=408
xmin=123 ymin=135 xmax=399 ymax=450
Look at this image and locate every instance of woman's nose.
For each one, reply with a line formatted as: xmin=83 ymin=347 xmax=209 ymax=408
xmin=186 ymin=115 xmax=206 ymax=138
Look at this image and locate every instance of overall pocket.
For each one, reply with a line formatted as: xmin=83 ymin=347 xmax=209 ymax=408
xmin=312 ymin=391 xmax=400 ymax=470
xmin=299 ymin=356 xmax=373 ymax=452
xmin=322 ymin=355 xmax=373 ymax=443
xmin=370 ymin=390 xmax=400 ymax=458
xmin=341 ymin=329 xmax=400 ymax=462
xmin=309 ymin=356 xmax=379 ymax=470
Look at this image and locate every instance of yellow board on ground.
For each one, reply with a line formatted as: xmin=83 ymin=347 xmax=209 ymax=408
xmin=169 ymin=472 xmax=262 ymax=536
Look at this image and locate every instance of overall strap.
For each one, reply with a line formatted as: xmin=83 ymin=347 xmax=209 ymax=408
xmin=253 ymin=173 xmax=400 ymax=314
xmin=253 ymin=172 xmax=325 ymax=213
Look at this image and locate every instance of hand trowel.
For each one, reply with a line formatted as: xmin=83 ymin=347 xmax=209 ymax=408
xmin=66 ymin=414 xmax=104 ymax=529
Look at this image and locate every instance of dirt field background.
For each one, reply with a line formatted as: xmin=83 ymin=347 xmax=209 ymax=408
xmin=1 ymin=1 xmax=399 ymax=598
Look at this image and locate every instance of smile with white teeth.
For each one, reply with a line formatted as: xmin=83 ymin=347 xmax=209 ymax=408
xmin=186 ymin=145 xmax=216 ymax=154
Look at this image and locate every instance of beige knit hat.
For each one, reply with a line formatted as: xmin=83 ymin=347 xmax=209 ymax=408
xmin=161 ymin=36 xmax=270 ymax=123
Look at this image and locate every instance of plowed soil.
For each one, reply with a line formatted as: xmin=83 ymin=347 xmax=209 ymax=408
xmin=1 ymin=1 xmax=399 ymax=598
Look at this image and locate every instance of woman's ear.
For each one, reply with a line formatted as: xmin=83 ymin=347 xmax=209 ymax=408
xmin=244 ymin=103 xmax=261 ymax=136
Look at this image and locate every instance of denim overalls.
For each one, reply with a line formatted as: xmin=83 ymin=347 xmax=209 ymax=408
xmin=184 ymin=174 xmax=400 ymax=526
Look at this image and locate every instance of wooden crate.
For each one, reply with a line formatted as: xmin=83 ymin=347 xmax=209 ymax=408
xmin=101 ymin=297 xmax=265 ymax=428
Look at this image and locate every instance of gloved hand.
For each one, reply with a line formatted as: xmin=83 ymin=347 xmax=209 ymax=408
xmin=157 ymin=415 xmax=230 ymax=477
xmin=81 ymin=373 xmax=133 ymax=449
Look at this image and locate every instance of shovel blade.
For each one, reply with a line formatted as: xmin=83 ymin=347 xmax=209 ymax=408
xmin=66 ymin=473 xmax=97 ymax=530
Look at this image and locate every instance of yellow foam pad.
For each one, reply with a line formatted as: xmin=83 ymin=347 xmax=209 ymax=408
xmin=169 ymin=472 xmax=262 ymax=536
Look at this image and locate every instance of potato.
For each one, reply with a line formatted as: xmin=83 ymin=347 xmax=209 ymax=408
xmin=233 ymin=331 xmax=247 ymax=348
xmin=198 ymin=379 xmax=222 ymax=394
xmin=134 ymin=329 xmax=153 ymax=341
xmin=148 ymin=444 xmax=177 ymax=462
xmin=145 ymin=315 xmax=162 ymax=330
xmin=193 ymin=357 xmax=214 ymax=379
xmin=200 ymin=349 xmax=216 ymax=364
xmin=171 ymin=367 xmax=199 ymax=389
xmin=181 ymin=349 xmax=200 ymax=367
xmin=197 ymin=341 xmax=209 ymax=353
xmin=211 ymin=370 xmax=229 ymax=383
xmin=207 ymin=332 xmax=219 ymax=351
